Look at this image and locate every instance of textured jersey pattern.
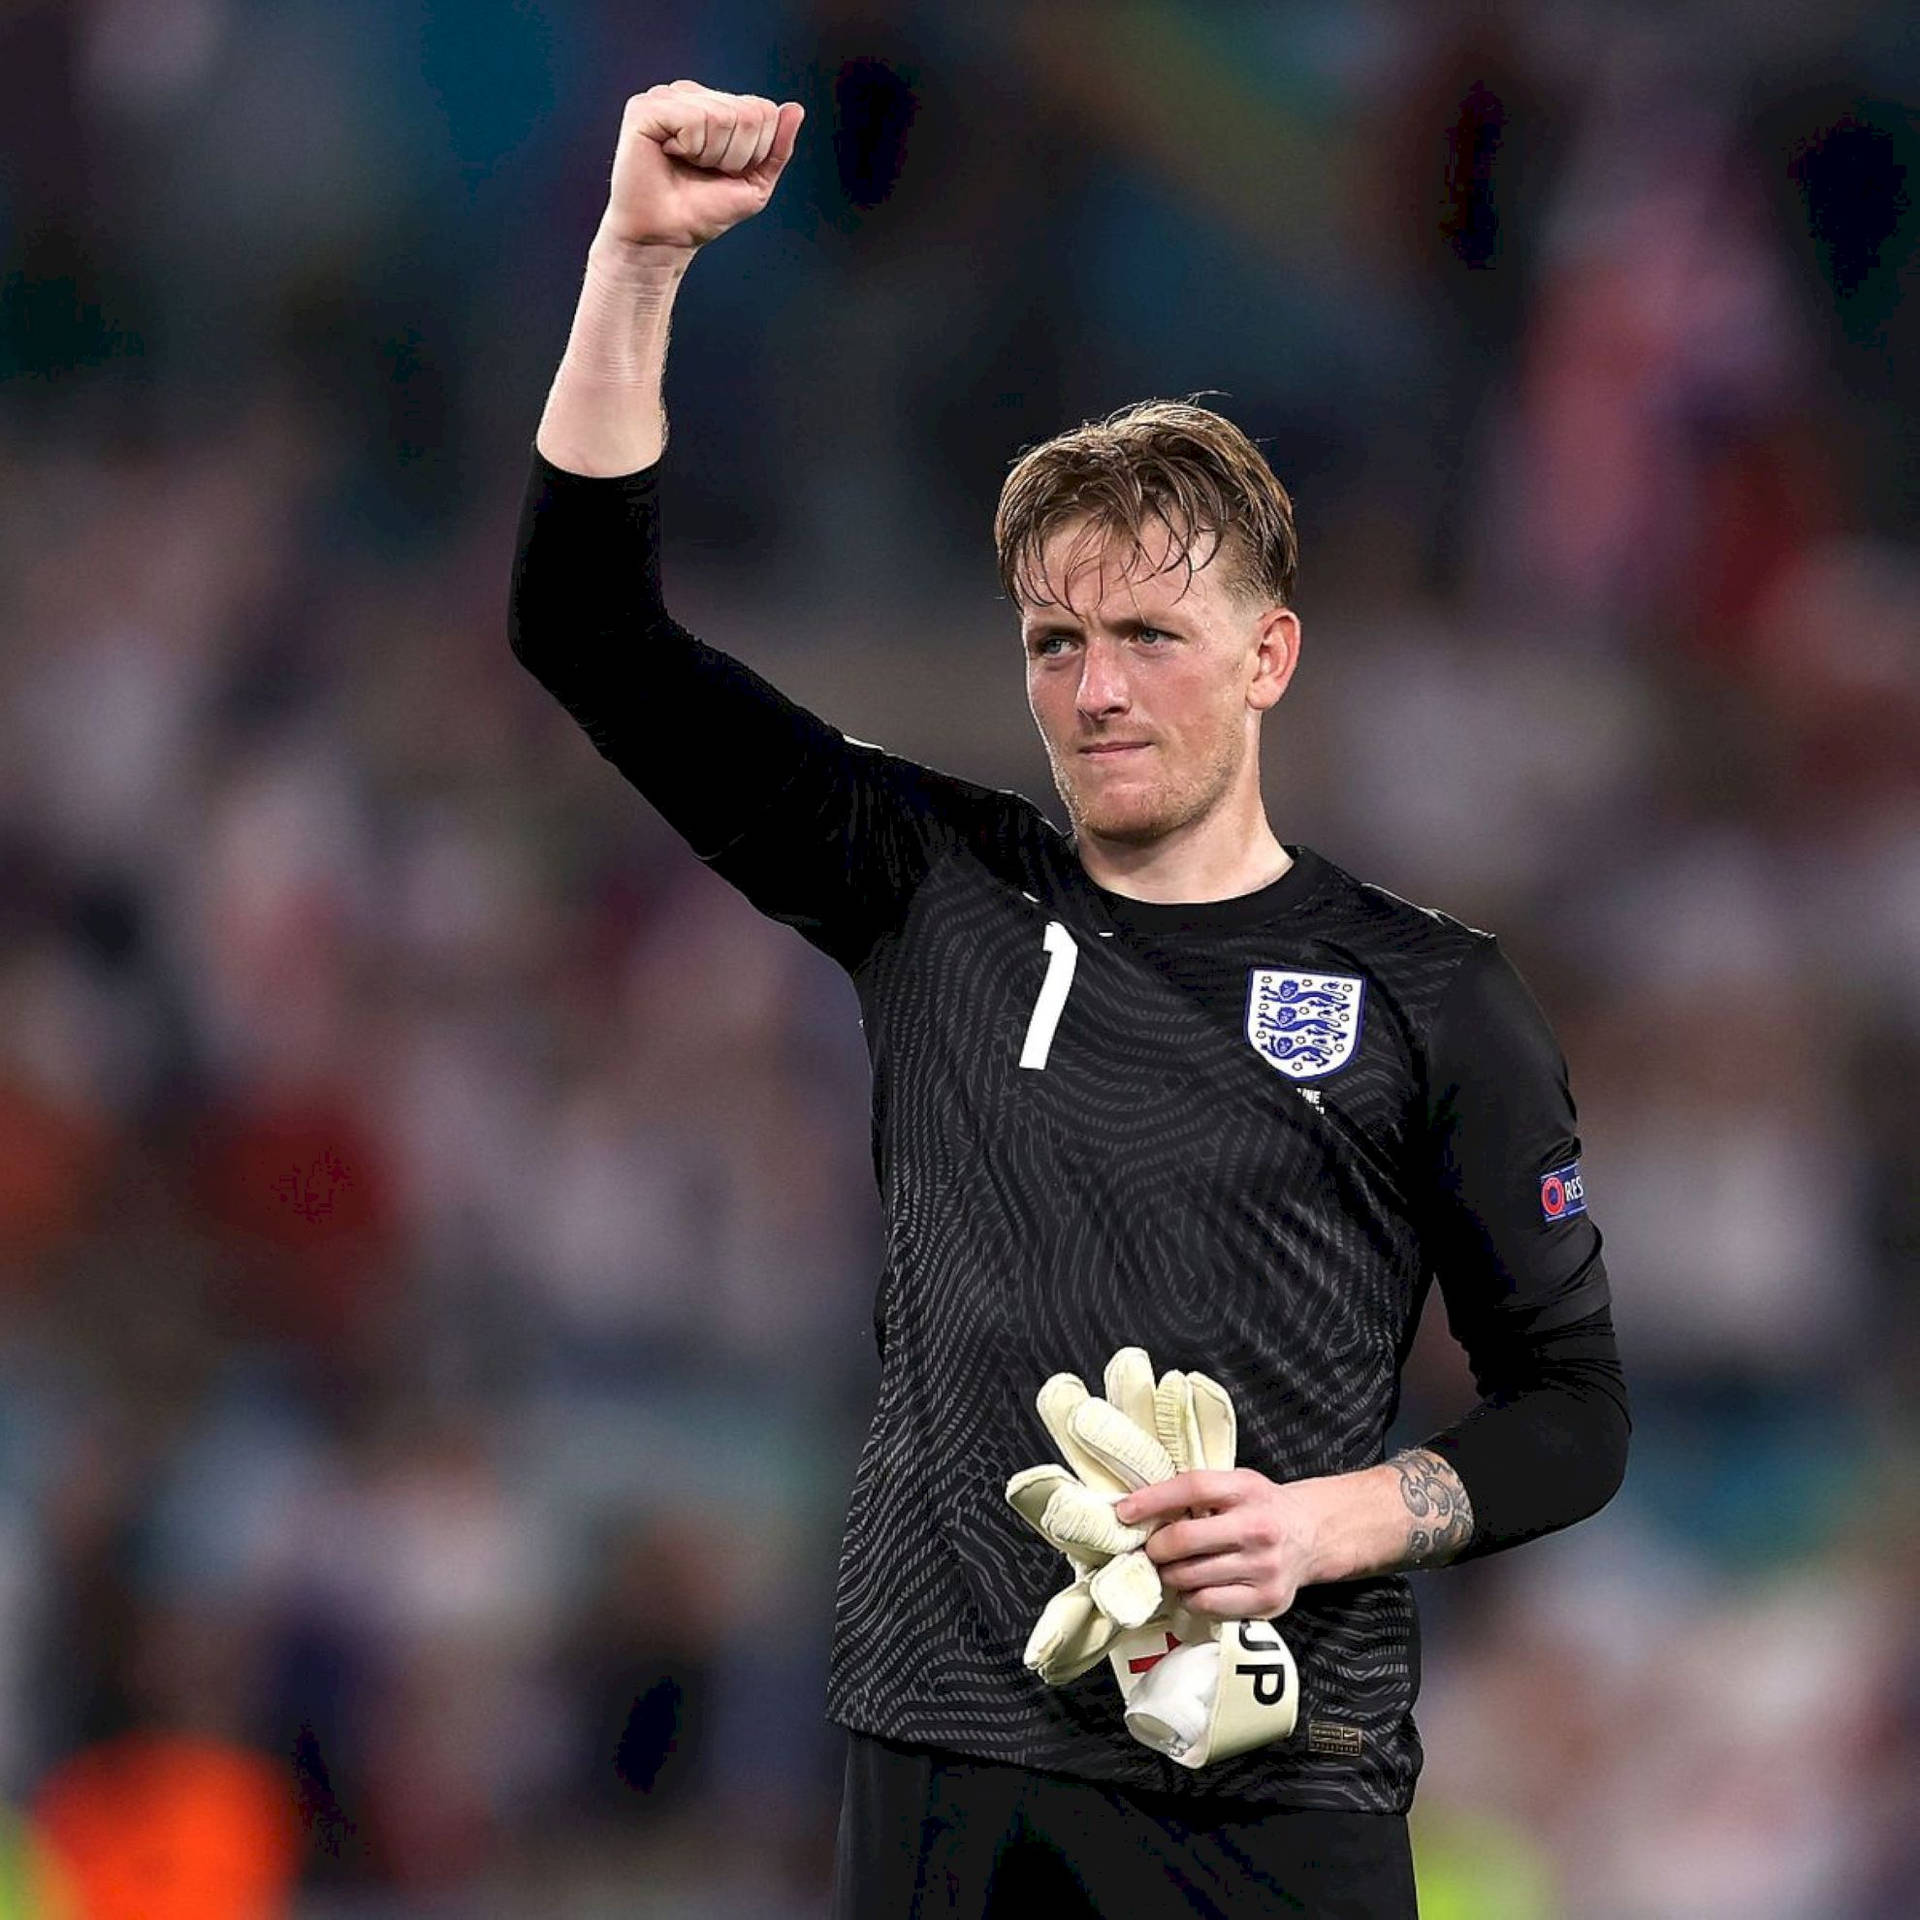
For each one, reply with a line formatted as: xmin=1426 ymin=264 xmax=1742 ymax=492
xmin=793 ymin=812 xmax=1488 ymax=1810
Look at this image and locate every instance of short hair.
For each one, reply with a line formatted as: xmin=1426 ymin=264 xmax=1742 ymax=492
xmin=993 ymin=396 xmax=1298 ymax=618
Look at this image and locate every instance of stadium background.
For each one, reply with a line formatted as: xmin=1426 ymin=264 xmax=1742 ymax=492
xmin=1 ymin=0 xmax=1916 ymax=1913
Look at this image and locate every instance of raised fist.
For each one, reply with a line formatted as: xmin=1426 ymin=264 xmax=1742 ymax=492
xmin=600 ymin=81 xmax=805 ymax=254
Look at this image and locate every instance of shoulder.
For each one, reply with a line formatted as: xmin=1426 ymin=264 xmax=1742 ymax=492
xmin=1304 ymin=864 xmax=1571 ymax=1088
xmin=845 ymin=734 xmax=1068 ymax=874
xmin=1305 ymin=849 xmax=1493 ymax=971
xmin=855 ymin=739 xmax=1048 ymax=835
xmin=1294 ymin=852 xmax=1515 ymax=1077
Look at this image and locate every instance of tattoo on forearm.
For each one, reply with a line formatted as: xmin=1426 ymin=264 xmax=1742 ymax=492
xmin=1389 ymin=1448 xmax=1474 ymax=1567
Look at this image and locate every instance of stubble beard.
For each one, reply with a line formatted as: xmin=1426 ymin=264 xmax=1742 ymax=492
xmin=1050 ymin=730 xmax=1245 ymax=850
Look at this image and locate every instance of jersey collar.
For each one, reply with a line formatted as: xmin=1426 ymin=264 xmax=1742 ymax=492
xmin=1082 ymin=844 xmax=1329 ymax=935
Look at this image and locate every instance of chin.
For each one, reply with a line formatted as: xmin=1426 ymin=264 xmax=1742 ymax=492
xmin=1064 ymin=787 xmax=1188 ymax=845
xmin=1076 ymin=809 xmax=1169 ymax=845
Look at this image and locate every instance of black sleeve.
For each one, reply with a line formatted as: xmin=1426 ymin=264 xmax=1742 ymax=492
xmin=1418 ymin=1303 xmax=1629 ymax=1561
xmin=1409 ymin=936 xmax=1630 ymax=1558
xmin=507 ymin=449 xmax=984 ymax=973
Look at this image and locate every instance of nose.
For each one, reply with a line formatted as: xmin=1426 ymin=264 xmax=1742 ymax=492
xmin=1076 ymin=638 xmax=1131 ymax=720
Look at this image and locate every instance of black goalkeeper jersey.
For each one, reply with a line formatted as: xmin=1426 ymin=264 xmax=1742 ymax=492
xmin=508 ymin=451 xmax=1627 ymax=1814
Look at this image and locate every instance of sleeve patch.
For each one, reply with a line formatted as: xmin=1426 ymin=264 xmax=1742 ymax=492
xmin=1540 ymin=1161 xmax=1587 ymax=1222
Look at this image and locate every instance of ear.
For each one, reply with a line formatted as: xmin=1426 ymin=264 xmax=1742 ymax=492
xmin=1247 ymin=607 xmax=1300 ymax=713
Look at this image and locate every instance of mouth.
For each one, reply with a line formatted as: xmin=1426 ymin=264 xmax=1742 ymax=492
xmin=1079 ymin=741 xmax=1152 ymax=757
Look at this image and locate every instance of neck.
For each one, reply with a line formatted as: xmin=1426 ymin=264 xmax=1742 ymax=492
xmin=1075 ymin=799 xmax=1293 ymax=905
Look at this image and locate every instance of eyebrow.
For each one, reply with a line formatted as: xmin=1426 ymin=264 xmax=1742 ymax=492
xmin=1021 ymin=612 xmax=1184 ymax=638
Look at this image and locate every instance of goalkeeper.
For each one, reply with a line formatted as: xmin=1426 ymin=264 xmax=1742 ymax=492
xmin=510 ymin=84 xmax=1630 ymax=1920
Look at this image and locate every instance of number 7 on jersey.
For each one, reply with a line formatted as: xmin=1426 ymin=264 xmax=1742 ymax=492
xmin=1018 ymin=920 xmax=1079 ymax=1071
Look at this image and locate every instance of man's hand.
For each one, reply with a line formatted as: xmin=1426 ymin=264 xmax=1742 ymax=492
xmin=1116 ymin=1469 xmax=1324 ymax=1622
xmin=1116 ymin=1446 xmax=1479 ymax=1617
xmin=600 ymin=81 xmax=805 ymax=256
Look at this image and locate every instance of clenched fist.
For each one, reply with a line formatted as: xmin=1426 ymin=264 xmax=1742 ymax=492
xmin=600 ymin=81 xmax=805 ymax=255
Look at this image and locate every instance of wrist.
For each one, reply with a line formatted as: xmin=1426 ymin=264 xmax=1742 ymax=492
xmin=587 ymin=227 xmax=697 ymax=287
xmin=1295 ymin=1474 xmax=1353 ymax=1587
xmin=1293 ymin=1465 xmax=1403 ymax=1588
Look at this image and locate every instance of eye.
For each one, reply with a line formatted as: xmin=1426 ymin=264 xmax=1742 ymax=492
xmin=1136 ymin=626 xmax=1169 ymax=644
xmin=1029 ymin=632 xmax=1074 ymax=657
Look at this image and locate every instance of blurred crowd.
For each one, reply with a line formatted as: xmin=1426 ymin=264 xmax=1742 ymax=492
xmin=1 ymin=0 xmax=1917 ymax=1914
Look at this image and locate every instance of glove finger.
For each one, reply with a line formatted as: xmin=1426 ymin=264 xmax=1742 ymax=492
xmin=1006 ymin=1463 xmax=1079 ymax=1537
xmin=1067 ymin=1395 xmax=1177 ymax=1490
xmin=1103 ymin=1347 xmax=1157 ymax=1435
xmin=1034 ymin=1373 xmax=1089 ymax=1457
xmin=1041 ymin=1482 xmax=1147 ymax=1561
xmin=1088 ymin=1547 xmax=1165 ymax=1630
xmin=1154 ymin=1371 xmax=1201 ymax=1475
xmin=1188 ymin=1371 xmax=1237 ymax=1472
xmin=1037 ymin=1375 xmax=1132 ymax=1494
xmin=1008 ymin=1466 xmax=1102 ymax=1577
xmin=1024 ymin=1580 xmax=1118 ymax=1686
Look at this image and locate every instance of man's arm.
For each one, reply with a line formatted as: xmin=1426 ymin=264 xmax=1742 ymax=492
xmin=535 ymin=83 xmax=802 ymax=477
xmin=511 ymin=82 xmax=1026 ymax=975
xmin=1116 ymin=1317 xmax=1626 ymax=1616
xmin=510 ymin=79 xmax=833 ymax=876
xmin=1113 ymin=1449 xmax=1475 ymax=1619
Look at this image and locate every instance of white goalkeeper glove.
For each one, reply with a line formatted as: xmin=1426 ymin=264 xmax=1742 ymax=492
xmin=1004 ymin=1345 xmax=1179 ymax=1684
xmin=1009 ymin=1348 xmax=1300 ymax=1768
xmin=1105 ymin=1363 xmax=1300 ymax=1768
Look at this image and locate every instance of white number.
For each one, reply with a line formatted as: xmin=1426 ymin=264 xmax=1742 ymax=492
xmin=1018 ymin=920 xmax=1079 ymax=1071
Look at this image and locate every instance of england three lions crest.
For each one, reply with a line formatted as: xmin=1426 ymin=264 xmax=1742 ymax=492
xmin=1245 ymin=970 xmax=1366 ymax=1081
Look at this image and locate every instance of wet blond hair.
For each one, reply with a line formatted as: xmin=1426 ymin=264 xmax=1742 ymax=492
xmin=993 ymin=396 xmax=1298 ymax=618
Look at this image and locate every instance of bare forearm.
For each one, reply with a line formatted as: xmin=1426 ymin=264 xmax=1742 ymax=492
xmin=1126 ymin=1448 xmax=1479 ymax=1618
xmin=535 ymin=232 xmax=694 ymax=476
xmin=1300 ymin=1448 xmax=1476 ymax=1584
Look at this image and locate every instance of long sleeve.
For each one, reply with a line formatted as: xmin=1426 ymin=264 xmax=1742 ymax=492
xmin=508 ymin=449 xmax=1001 ymax=974
xmin=1419 ymin=1303 xmax=1628 ymax=1560
xmin=1410 ymin=937 xmax=1631 ymax=1558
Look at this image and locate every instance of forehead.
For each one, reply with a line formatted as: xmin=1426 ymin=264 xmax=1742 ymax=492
xmin=1023 ymin=510 xmax=1224 ymax=623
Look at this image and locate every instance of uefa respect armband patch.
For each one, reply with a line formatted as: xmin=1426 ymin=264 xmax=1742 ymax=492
xmin=1540 ymin=1161 xmax=1587 ymax=1223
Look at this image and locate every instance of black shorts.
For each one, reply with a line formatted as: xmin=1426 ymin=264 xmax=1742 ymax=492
xmin=831 ymin=1731 xmax=1419 ymax=1919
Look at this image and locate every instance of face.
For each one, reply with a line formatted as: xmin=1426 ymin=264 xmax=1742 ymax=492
xmin=1020 ymin=512 xmax=1298 ymax=847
